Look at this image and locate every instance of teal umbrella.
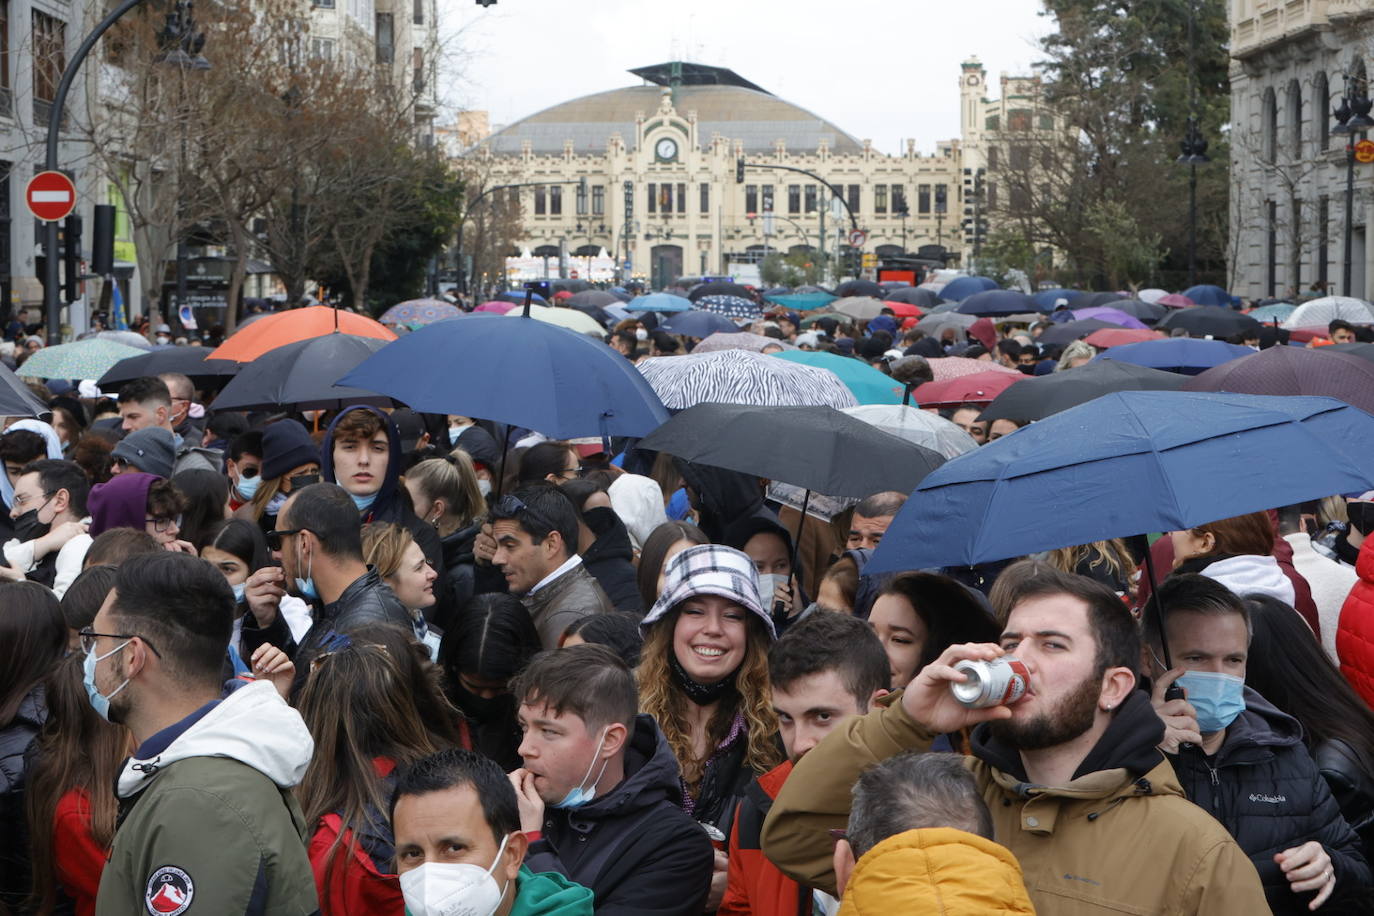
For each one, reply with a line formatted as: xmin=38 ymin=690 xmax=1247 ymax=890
xmin=19 ymin=338 xmax=147 ymax=380
xmin=628 ymin=292 xmax=693 ymax=312
xmin=771 ymin=350 xmax=905 ymax=405
xmin=1247 ymin=303 xmax=1296 ymax=323
xmin=765 ymin=292 xmax=837 ymax=312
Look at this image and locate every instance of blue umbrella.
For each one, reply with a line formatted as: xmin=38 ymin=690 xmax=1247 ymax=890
xmin=658 ymin=309 xmax=739 ymax=338
xmin=1182 ymin=284 xmax=1234 ymax=307
xmin=868 ymin=391 xmax=1374 ymax=574
xmin=1032 ymin=288 xmax=1079 ymax=309
xmin=697 ymin=294 xmax=763 ymax=321
xmin=1092 ymin=338 xmax=1256 ymax=375
xmin=940 ymin=276 xmax=998 ymax=302
xmin=336 ymin=314 xmax=668 ymax=439
xmin=497 ymin=290 xmax=548 ymax=305
xmin=629 ymin=292 xmax=693 ymax=313
xmin=956 ymin=289 xmax=1038 ymax=316
xmin=1248 ymin=303 xmax=1297 ymax=323
xmin=765 ymin=292 xmax=837 ymax=312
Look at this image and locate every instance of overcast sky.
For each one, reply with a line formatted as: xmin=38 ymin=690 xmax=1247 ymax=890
xmin=441 ymin=0 xmax=1055 ymax=156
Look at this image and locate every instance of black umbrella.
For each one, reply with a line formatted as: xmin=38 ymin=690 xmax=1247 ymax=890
xmin=212 ymin=333 xmax=394 ymax=411
xmin=99 ymin=346 xmax=239 ymax=387
xmin=1037 ymin=318 xmax=1123 ymax=346
xmin=978 ymin=359 xmax=1187 ymax=422
xmin=1156 ymin=306 xmax=1261 ymax=339
xmin=835 ymin=279 xmax=884 ymax=298
xmin=1074 ymin=291 xmax=1127 ymax=309
xmin=1329 ymin=342 xmax=1374 ymax=365
xmin=638 ymin=402 xmax=945 ymax=498
xmin=0 ymin=363 xmax=52 ymax=418
xmin=688 ymin=281 xmax=754 ymax=302
xmin=566 ymin=290 xmax=619 ymax=308
xmin=568 ymin=303 xmax=613 ymax=326
xmin=1103 ymin=299 xmax=1168 ymax=325
xmin=886 ymin=287 xmax=940 ymax=309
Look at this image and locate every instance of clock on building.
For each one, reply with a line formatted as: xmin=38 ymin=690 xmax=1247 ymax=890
xmin=965 ymin=75 xmax=980 ymax=86
xmin=655 ymin=137 xmax=678 ymax=161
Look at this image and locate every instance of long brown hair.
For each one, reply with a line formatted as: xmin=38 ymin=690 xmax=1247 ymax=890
xmin=0 ymin=581 xmax=65 ymax=726
xmin=636 ymin=609 xmax=782 ymax=795
xmin=26 ymin=653 xmax=131 ymax=914
xmin=295 ymin=624 xmax=466 ymax=909
xmin=1046 ymin=539 xmax=1138 ymax=595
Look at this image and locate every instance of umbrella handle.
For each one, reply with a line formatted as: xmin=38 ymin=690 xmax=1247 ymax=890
xmin=1130 ymin=533 xmax=1174 ymax=671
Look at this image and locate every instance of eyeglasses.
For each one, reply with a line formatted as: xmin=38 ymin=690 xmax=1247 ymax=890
xmin=266 ymin=527 xmax=307 ymax=551
xmin=145 ymin=514 xmax=182 ymax=532
xmin=78 ymin=627 xmax=162 ymax=658
xmin=11 ymin=490 xmax=53 ymax=509
xmin=495 ymin=494 xmax=554 ymax=532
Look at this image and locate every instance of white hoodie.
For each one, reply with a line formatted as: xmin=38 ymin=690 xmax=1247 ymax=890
xmin=117 ymin=679 xmax=314 ymax=799
xmin=1199 ymin=554 xmax=1297 ymax=607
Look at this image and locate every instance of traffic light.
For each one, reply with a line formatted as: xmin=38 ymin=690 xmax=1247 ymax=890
xmin=735 ymin=157 xmax=745 ymax=183
xmin=92 ymin=205 xmax=115 ymax=276
xmin=63 ymin=214 xmax=82 ymax=303
xmin=475 ymin=0 xmax=496 ymax=6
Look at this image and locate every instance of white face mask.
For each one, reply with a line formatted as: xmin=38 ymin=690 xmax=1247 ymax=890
xmin=400 ymin=834 xmax=510 ymax=916
xmin=757 ymin=573 xmax=789 ymax=597
xmin=477 ymin=478 xmax=492 ymax=498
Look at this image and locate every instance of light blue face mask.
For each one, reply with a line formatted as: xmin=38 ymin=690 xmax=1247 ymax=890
xmin=83 ymin=641 xmax=130 ymax=722
xmin=295 ymin=540 xmax=319 ymax=601
xmin=448 ymin=427 xmax=462 ymax=446
xmin=231 ymin=581 xmax=247 ymax=603
xmin=236 ymin=472 xmax=261 ymax=502
xmin=350 ymin=491 xmax=378 ymax=512
xmin=1177 ymin=670 xmax=1246 ymax=734
xmin=554 ymin=728 xmax=611 ymax=809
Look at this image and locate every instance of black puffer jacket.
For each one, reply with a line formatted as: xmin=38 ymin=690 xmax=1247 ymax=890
xmin=527 ymin=714 xmax=714 ymax=916
xmin=1168 ymin=689 xmax=1373 ymax=914
xmin=288 ymin=567 xmax=411 ymax=700
xmin=1315 ymin=738 xmax=1374 ymax=850
xmin=580 ymin=507 xmax=642 ymax=616
xmin=0 ymin=686 xmax=45 ymax=911
xmin=433 ymin=521 xmax=480 ymax=631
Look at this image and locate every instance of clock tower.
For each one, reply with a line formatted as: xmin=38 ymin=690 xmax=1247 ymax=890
xmin=959 ymin=57 xmax=987 ymax=144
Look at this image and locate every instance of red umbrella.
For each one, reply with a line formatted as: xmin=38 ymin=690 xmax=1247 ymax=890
xmin=1085 ymin=328 xmax=1165 ymax=348
xmin=208 ymin=306 xmax=395 ymax=362
xmin=928 ymin=357 xmax=1020 ymax=381
xmin=913 ymin=370 xmax=1025 ymax=407
xmin=1184 ymin=344 xmax=1374 ymax=415
xmin=883 ymin=301 xmax=924 ymax=318
xmin=1157 ymin=294 xmax=1195 ymax=308
xmin=1285 ymin=326 xmax=1328 ymax=344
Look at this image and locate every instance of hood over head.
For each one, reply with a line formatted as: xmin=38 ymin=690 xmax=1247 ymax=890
xmin=672 ymin=458 xmax=764 ymax=542
xmin=89 ymin=472 xmax=158 ymax=536
xmin=558 ymin=714 xmax=685 ymax=821
xmin=321 ymin=405 xmax=404 ymax=518
xmin=607 ymin=473 xmax=669 ymax=551
xmin=1197 ymin=554 xmax=1296 ymax=606
xmin=1 ymin=419 xmax=63 ymax=506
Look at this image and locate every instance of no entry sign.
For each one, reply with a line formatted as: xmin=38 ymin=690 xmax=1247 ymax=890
xmin=26 ymin=171 xmax=76 ymax=222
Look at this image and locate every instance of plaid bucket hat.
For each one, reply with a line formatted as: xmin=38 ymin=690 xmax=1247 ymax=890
xmin=642 ymin=544 xmax=774 ymax=639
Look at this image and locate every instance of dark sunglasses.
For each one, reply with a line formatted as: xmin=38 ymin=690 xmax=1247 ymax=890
xmin=266 ymin=527 xmax=308 ymax=551
xmin=495 ymin=494 xmax=554 ymax=532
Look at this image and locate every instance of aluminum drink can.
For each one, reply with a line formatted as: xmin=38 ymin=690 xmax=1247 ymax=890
xmin=951 ymin=657 xmax=1029 ymax=708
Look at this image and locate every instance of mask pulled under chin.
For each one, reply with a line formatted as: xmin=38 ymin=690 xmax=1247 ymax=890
xmin=669 ymin=651 xmax=738 ymax=706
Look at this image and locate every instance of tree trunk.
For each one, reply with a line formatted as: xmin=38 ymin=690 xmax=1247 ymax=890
xmin=224 ymin=219 xmax=250 ymax=335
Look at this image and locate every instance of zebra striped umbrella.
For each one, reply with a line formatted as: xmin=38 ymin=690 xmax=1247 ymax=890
xmin=637 ymin=349 xmax=858 ymax=410
xmin=695 ymin=294 xmax=762 ymax=322
xmin=693 ymin=332 xmax=797 ymax=353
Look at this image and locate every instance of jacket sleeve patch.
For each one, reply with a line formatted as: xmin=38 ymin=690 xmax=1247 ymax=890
xmin=145 ymin=865 xmax=194 ymax=915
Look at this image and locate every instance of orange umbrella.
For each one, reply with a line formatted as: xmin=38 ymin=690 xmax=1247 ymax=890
xmin=208 ymin=307 xmax=396 ymax=362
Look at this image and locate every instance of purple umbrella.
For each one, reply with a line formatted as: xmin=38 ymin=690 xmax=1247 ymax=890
xmin=1072 ymin=307 xmax=1149 ymax=329
xmin=1183 ymin=346 xmax=1374 ymax=415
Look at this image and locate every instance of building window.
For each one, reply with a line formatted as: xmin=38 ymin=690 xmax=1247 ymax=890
xmin=804 ymin=185 xmax=817 ymax=213
xmin=658 ymin=183 xmax=672 ymax=212
xmin=375 ymin=13 xmax=393 ymax=63
xmin=1318 ymin=195 xmax=1330 ymax=288
xmin=761 ymin=185 xmax=774 ymax=212
xmin=847 ymin=184 xmax=860 ymax=216
xmin=310 ymin=38 xmax=334 ymax=60
xmin=1010 ymin=145 xmax=1030 ymax=170
xmin=549 ymin=185 xmax=561 ymax=216
xmin=314 ymin=0 xmax=334 ymax=7
xmin=918 ymin=184 xmax=931 ymax=214
xmin=1039 ymin=113 xmax=1054 ymax=130
xmin=31 ymin=10 xmax=63 ymax=106
xmin=413 ymin=47 xmax=424 ymax=93
xmin=592 ymin=185 xmax=604 ymax=216
xmin=1010 ymin=185 xmax=1030 ymax=211
xmin=575 ymin=180 xmax=587 ymax=215
xmin=874 ymin=184 xmax=887 ymax=214
xmin=987 ymin=146 xmax=999 ymax=171
xmin=534 ymin=188 xmax=546 ymax=215
xmin=1289 ymin=193 xmax=1301 ymax=290
xmin=1288 ymin=79 xmax=1302 ymax=160
xmin=699 ymin=182 xmax=709 ymax=214
xmin=787 ymin=184 xmax=800 ymax=214
xmin=745 ymin=184 xmax=758 ymax=214
xmin=985 ymin=114 xmax=1000 ymax=131
xmin=413 ymin=0 xmax=423 ymax=24
xmin=676 ymin=183 xmax=686 ymax=214
xmin=1009 ymin=109 xmax=1032 ymax=131
xmin=892 ymin=185 xmax=907 ymax=215
xmin=935 ymin=184 xmax=947 ymax=213
xmin=987 ymin=181 xmax=998 ymax=210
xmin=1263 ymin=87 xmax=1277 ymax=162
xmin=1266 ymin=199 xmax=1277 ymax=297
xmin=1317 ymin=72 xmax=1330 ymax=151
xmin=0 ymin=0 xmax=10 ymax=109
xmin=647 ymin=183 xmax=656 ymax=214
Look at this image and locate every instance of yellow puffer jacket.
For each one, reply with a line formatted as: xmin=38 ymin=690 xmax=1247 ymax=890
xmin=839 ymin=828 xmax=1036 ymax=916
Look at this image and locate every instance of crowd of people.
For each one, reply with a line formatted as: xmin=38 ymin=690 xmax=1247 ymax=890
xmin=0 ymin=295 xmax=1372 ymax=916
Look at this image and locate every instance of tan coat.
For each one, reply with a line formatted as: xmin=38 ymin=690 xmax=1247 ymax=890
xmin=762 ymin=693 xmax=1269 ymax=915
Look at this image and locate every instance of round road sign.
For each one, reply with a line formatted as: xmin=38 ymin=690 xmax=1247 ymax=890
xmin=26 ymin=171 xmax=76 ymax=222
xmin=1357 ymin=140 xmax=1374 ymax=164
xmin=848 ymin=229 xmax=868 ymax=248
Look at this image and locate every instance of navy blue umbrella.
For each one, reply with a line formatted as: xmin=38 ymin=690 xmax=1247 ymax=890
xmin=867 ymin=391 xmax=1374 ymax=574
xmin=1092 ymin=338 xmax=1255 ymax=375
xmin=1031 ymin=288 xmax=1079 ymax=309
xmin=955 ymin=289 xmax=1038 ymax=316
xmin=659 ymin=310 xmax=739 ymax=338
xmin=940 ymin=276 xmax=997 ymax=302
xmin=336 ymin=313 xmax=668 ymax=439
xmin=1183 ymin=284 xmax=1234 ymax=307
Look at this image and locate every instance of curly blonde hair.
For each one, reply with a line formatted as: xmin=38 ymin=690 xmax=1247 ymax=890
xmin=636 ymin=609 xmax=782 ymax=795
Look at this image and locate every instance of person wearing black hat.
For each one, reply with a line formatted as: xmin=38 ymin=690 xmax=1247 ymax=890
xmin=234 ymin=419 xmax=321 ymax=537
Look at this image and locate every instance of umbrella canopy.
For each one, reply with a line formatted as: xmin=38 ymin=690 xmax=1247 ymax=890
xmin=658 ymin=310 xmax=739 ymax=338
xmin=771 ymin=350 xmax=906 ymax=405
xmin=868 ymin=391 xmax=1374 ymax=573
xmin=693 ymin=332 xmax=797 ymax=354
xmin=638 ymin=403 xmax=944 ymax=498
xmin=1099 ymin=299 xmax=1168 ymax=324
xmin=566 ymin=290 xmax=621 ymax=309
xmin=214 ymin=333 xmax=394 ymax=411
xmin=550 ymin=279 xmax=592 ymax=293
xmin=1281 ymin=296 xmax=1374 ymax=329
xmin=1032 ymin=288 xmax=1080 ymax=309
xmin=956 ymin=290 xmax=1037 ymax=317
xmin=1084 ymin=328 xmax=1164 ymax=349
xmin=1073 ymin=292 xmax=1127 ymax=309
xmin=18 ymin=339 xmax=147 ymax=380
xmin=830 ymin=296 xmax=889 ymax=321
xmin=883 ymin=302 xmax=923 ymax=318
xmin=696 ymin=294 xmax=762 ymax=322
xmin=0 ymin=363 xmax=55 ymax=418
xmin=912 ymin=370 xmax=1025 ymax=407
xmin=928 ymin=357 xmax=1020 ymax=381
xmin=1156 ymin=306 xmax=1261 ymax=339
xmin=1036 ymin=318 xmax=1123 ymax=346
xmin=1328 ymin=342 xmax=1374 ymax=364
xmin=688 ymin=280 xmax=753 ymax=302
xmin=95 ymin=330 xmax=155 ymax=351
xmin=629 ymin=292 xmax=694 ymax=313
xmin=637 ymin=349 xmax=858 ymax=410
xmin=979 ymin=358 xmax=1187 ymax=422
xmin=763 ymin=292 xmax=837 ymax=312
xmin=1183 ymin=284 xmax=1234 ymax=307
xmin=885 ymin=287 xmax=940 ymax=309
xmin=915 ymin=312 xmax=977 ymax=338
xmin=378 ymin=299 xmax=463 ymax=329
xmin=841 ymin=404 xmax=977 ymax=459
xmin=1157 ymin=294 xmax=1196 ymax=308
xmin=1138 ymin=288 xmax=1169 ymax=304
xmin=568 ymin=303 xmax=614 ymax=327
xmin=99 ymin=346 xmax=239 ymax=387
xmin=337 ymin=314 xmax=668 ymax=439
xmin=475 ymin=301 xmax=518 ymax=314
xmin=835 ymin=279 xmax=884 ymax=298
xmin=496 ymin=290 xmax=548 ymax=305
xmin=1247 ymin=303 xmax=1297 ymax=323
xmin=210 ymin=306 xmax=397 ymax=362
xmin=502 ymin=304 xmax=605 ymax=335
xmin=939 ymin=276 xmax=998 ymax=302
xmin=1071 ymin=307 xmax=1149 ymax=329
xmin=1183 ymin=345 xmax=1374 ymax=414
xmin=1094 ymin=338 xmax=1255 ymax=375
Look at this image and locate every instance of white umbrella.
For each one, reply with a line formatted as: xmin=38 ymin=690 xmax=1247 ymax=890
xmin=842 ymin=404 xmax=978 ymax=459
xmin=1281 ymin=296 xmax=1374 ymax=329
xmin=1137 ymin=288 xmax=1169 ymax=305
xmin=638 ymin=349 xmax=858 ymax=410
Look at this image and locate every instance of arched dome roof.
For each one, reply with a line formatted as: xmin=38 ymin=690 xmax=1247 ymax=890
xmin=482 ymin=83 xmax=864 ymax=156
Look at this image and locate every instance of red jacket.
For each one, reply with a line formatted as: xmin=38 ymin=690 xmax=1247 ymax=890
xmin=53 ymin=787 xmax=107 ymax=916
xmin=1338 ymin=537 xmax=1374 ymax=709
xmin=720 ymin=760 xmax=811 ymax=916
xmin=307 ymin=758 xmax=403 ymax=916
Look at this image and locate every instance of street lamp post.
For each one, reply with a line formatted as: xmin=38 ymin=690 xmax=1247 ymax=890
xmin=1177 ymin=115 xmax=1210 ymax=288
xmin=1333 ymin=80 xmax=1374 ymax=297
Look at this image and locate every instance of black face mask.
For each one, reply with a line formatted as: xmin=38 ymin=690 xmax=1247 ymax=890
xmin=452 ymin=682 xmax=516 ymax=724
xmin=13 ymin=501 xmax=51 ymax=542
xmin=583 ymin=506 xmax=619 ymax=539
xmin=1349 ymin=502 xmax=1374 ymax=537
xmin=669 ymin=651 xmax=738 ymax=706
xmin=287 ymin=472 xmax=321 ymax=491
